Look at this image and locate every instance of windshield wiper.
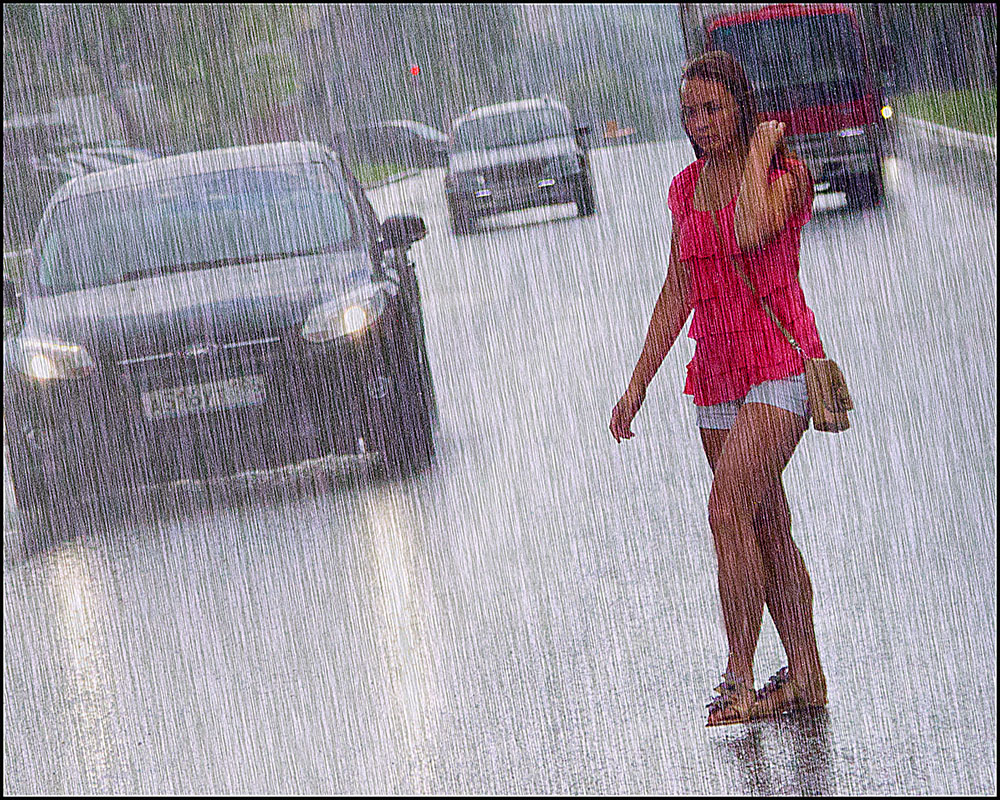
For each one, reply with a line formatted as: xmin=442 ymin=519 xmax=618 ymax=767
xmin=120 ymin=253 xmax=261 ymax=281
xmin=120 ymin=245 xmax=345 ymax=282
xmin=252 ymin=245 xmax=345 ymax=262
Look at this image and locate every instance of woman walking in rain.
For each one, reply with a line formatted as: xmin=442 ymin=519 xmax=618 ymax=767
xmin=609 ymin=51 xmax=829 ymax=726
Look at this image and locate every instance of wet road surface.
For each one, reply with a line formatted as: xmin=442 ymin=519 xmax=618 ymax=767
xmin=4 ymin=131 xmax=996 ymax=794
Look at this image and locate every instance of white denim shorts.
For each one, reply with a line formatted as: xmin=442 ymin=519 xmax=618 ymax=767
xmin=695 ymin=372 xmax=809 ymax=429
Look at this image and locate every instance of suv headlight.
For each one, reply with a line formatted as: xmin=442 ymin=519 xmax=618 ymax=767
xmin=300 ymin=284 xmax=389 ymax=343
xmin=14 ymin=336 xmax=97 ymax=380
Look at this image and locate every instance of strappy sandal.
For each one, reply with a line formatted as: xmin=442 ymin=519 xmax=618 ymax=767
xmin=706 ymin=671 xmax=757 ymax=727
xmin=751 ymin=666 xmax=827 ymax=719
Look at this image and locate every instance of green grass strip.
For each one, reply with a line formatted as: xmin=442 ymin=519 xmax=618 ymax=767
xmin=353 ymin=162 xmax=406 ymax=187
xmin=897 ymin=88 xmax=997 ymax=136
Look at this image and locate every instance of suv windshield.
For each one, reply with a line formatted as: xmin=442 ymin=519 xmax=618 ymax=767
xmin=35 ymin=163 xmax=356 ymax=294
xmin=711 ymin=13 xmax=867 ymax=111
xmin=452 ymin=108 xmax=573 ymax=151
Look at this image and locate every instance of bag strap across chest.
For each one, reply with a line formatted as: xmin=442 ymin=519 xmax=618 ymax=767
xmin=707 ymin=208 xmax=805 ymax=358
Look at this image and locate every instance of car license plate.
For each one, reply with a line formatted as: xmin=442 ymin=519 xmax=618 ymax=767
xmin=141 ymin=375 xmax=265 ymax=420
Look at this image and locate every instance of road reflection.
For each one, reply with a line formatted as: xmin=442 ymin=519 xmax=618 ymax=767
xmin=357 ymin=480 xmax=444 ymax=792
xmin=45 ymin=542 xmax=117 ymax=793
xmin=7 ymin=453 xmax=377 ymax=563
xmin=714 ymin=710 xmax=834 ymax=795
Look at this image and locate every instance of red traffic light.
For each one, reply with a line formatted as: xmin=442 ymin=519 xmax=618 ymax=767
xmin=410 ymin=65 xmax=420 ymax=76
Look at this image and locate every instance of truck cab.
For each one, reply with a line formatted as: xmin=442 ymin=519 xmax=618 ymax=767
xmin=683 ymin=3 xmax=891 ymax=207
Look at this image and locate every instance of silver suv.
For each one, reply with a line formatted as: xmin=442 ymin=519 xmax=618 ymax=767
xmin=444 ymin=98 xmax=596 ymax=234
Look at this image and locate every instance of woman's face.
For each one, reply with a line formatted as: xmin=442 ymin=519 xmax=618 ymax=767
xmin=680 ymin=78 xmax=740 ymax=157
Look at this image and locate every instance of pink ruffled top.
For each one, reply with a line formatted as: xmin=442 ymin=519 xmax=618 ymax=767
xmin=668 ymin=158 xmax=825 ymax=406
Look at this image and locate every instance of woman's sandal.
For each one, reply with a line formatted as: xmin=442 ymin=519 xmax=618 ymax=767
xmin=706 ymin=671 xmax=757 ymax=727
xmin=750 ymin=666 xmax=828 ymax=719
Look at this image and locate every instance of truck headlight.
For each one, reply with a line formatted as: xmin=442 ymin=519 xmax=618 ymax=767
xmin=301 ymin=286 xmax=388 ymax=342
xmin=15 ymin=336 xmax=97 ymax=380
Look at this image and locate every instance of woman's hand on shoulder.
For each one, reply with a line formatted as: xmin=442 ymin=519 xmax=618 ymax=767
xmin=749 ymin=119 xmax=786 ymax=160
xmin=737 ymin=132 xmax=810 ymax=251
xmin=610 ymin=384 xmax=646 ymax=443
xmin=784 ymin=159 xmax=812 ymax=213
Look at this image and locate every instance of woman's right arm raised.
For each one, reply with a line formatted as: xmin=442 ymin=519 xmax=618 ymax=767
xmin=610 ymin=225 xmax=692 ymax=442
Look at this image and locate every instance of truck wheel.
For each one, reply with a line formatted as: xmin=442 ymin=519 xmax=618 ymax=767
xmin=370 ymin=316 xmax=435 ymax=477
xmin=575 ymin=170 xmax=597 ymax=216
xmin=845 ymin=169 xmax=884 ymax=209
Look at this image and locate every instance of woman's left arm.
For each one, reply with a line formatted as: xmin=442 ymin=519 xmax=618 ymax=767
xmin=734 ymin=120 xmax=809 ymax=252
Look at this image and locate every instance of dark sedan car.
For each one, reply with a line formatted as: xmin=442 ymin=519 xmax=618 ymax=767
xmin=3 ymin=141 xmax=435 ymax=520
xmin=347 ymin=120 xmax=448 ymax=168
xmin=444 ymin=98 xmax=595 ymax=234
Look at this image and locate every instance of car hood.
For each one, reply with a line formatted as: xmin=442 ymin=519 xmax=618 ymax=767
xmin=18 ymin=250 xmax=378 ymax=364
xmin=448 ymin=136 xmax=577 ymax=174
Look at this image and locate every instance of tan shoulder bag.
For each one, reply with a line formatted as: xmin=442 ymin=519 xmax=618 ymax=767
xmin=709 ymin=210 xmax=854 ymax=433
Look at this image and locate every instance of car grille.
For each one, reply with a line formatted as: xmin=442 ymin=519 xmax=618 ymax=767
xmin=116 ymin=335 xmax=282 ymax=368
xmin=483 ymin=158 xmax=550 ymax=186
xmin=114 ymin=335 xmax=286 ymax=389
xmin=786 ymin=132 xmax=830 ymax=156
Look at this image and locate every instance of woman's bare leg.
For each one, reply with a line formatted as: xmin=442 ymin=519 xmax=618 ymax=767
xmin=701 ymin=408 xmax=824 ymax=709
xmin=705 ymin=402 xmax=807 ymax=693
xmin=753 ymin=479 xmax=827 ymax=701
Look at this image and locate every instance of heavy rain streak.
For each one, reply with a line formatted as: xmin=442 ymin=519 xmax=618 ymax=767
xmin=3 ymin=4 xmax=996 ymax=795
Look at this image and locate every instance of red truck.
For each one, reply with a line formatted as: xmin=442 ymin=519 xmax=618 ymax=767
xmin=679 ymin=3 xmax=893 ymax=208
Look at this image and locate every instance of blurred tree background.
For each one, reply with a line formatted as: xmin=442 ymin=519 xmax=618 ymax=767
xmin=4 ymin=3 xmax=686 ymax=154
xmin=4 ymin=3 xmax=301 ymax=152
xmin=857 ymin=4 xmax=996 ymax=135
xmin=5 ymin=3 xmax=996 ymax=151
xmin=861 ymin=3 xmax=996 ymax=94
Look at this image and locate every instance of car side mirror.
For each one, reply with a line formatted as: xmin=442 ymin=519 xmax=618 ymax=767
xmin=381 ymin=215 xmax=427 ymax=250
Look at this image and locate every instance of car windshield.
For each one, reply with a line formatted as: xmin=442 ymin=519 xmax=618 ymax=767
xmin=452 ymin=108 xmax=572 ymax=151
xmin=35 ymin=162 xmax=357 ymax=294
xmin=710 ymin=13 xmax=868 ymax=111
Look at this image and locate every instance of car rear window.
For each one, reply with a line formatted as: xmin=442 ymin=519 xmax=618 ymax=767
xmin=35 ymin=162 xmax=358 ymax=294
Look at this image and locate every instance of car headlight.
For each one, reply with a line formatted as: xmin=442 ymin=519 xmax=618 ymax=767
xmin=14 ymin=336 xmax=97 ymax=380
xmin=300 ymin=285 xmax=389 ymax=343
